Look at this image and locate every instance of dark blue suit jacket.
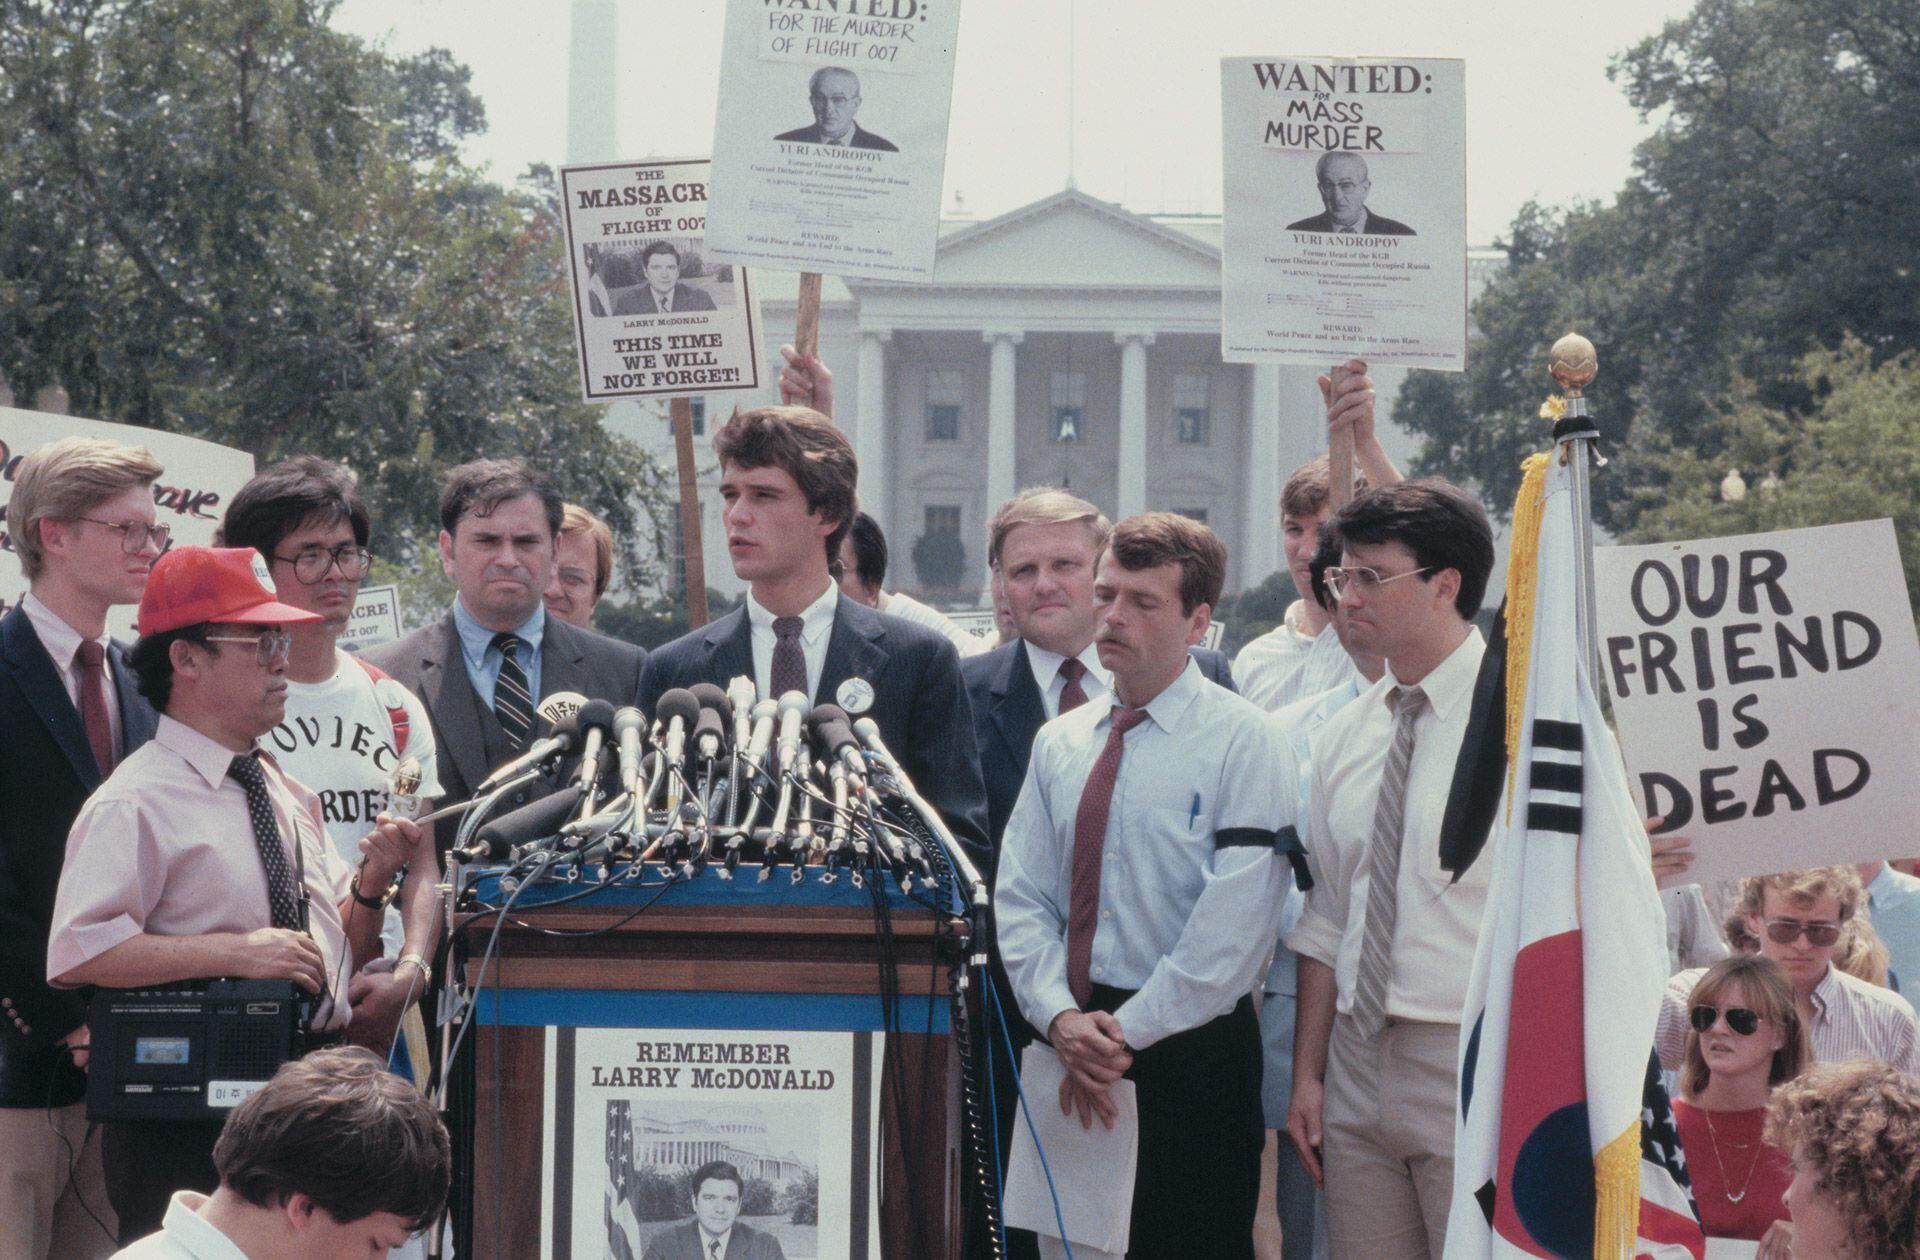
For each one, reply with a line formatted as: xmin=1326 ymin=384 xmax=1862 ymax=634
xmin=959 ymin=640 xmax=1235 ymax=855
xmin=0 ymin=602 xmax=158 ymax=1106
xmin=637 ymin=595 xmax=991 ymax=868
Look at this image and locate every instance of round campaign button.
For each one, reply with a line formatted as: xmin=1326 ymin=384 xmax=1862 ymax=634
xmin=836 ymin=676 xmax=875 ymax=715
xmin=250 ymin=551 xmax=277 ymax=594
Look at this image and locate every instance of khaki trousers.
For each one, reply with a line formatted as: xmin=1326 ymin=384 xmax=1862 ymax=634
xmin=1321 ymin=1015 xmax=1458 ymax=1260
xmin=0 ymin=1101 xmax=117 ymax=1260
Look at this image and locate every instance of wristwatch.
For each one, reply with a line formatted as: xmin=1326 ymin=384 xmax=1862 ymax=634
xmin=349 ymin=874 xmax=393 ymax=910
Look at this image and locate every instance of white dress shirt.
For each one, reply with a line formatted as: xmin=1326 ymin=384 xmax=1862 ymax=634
xmin=22 ymin=591 xmax=122 ymax=752
xmin=745 ymin=582 xmax=838 ymax=702
xmin=995 ymin=659 xmax=1290 ymax=1050
xmin=1261 ymin=678 xmax=1363 ymax=999
xmin=1232 ymin=600 xmax=1359 ymax=714
xmin=881 ymin=590 xmax=990 ymax=657
xmin=1658 ymin=962 xmax=1920 ymax=1075
xmin=1287 ymin=628 xmax=1491 ymax=1025
xmin=109 ymin=1192 xmax=248 ymax=1258
xmin=1022 ymin=641 xmax=1110 ymax=722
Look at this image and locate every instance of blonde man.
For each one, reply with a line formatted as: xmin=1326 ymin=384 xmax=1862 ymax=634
xmin=2 ymin=437 xmax=167 ymax=1258
xmin=545 ymin=503 xmax=614 ymax=629
xmin=1658 ymin=867 xmax=1920 ymax=1074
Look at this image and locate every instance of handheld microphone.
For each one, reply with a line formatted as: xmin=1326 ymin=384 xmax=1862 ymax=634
xmin=568 ymin=699 xmax=617 ymax=822
xmin=773 ymin=691 xmax=809 ymax=776
xmin=726 ymin=675 xmax=757 ymax=754
xmin=743 ymin=699 xmax=779 ymax=769
xmin=689 ymin=682 xmax=732 ymax=755
xmin=612 ymin=706 xmax=646 ymax=796
xmin=451 ymin=784 xmax=588 ymax=862
xmin=653 ymin=689 xmax=700 ymax=813
xmin=807 ymin=703 xmax=867 ymax=784
xmin=471 ymin=690 xmax=588 ymax=793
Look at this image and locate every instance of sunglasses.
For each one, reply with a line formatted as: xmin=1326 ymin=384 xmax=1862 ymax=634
xmin=1760 ymin=917 xmax=1842 ymax=947
xmin=1690 ymin=1004 xmax=1762 ymax=1036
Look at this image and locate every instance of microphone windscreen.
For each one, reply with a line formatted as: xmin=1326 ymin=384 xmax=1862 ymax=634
xmin=472 ymin=784 xmax=587 ymax=852
xmin=807 ymin=702 xmax=850 ymax=730
xmin=689 ymin=681 xmax=733 ymax=721
xmin=655 ymin=688 xmax=701 ymax=727
xmin=543 ymin=712 xmax=582 ymax=750
xmin=693 ymin=707 xmax=726 ymax=745
xmin=575 ymin=698 xmax=617 ymax=735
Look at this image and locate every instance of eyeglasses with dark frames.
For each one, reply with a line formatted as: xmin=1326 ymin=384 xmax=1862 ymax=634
xmin=270 ymin=543 xmax=372 ymax=585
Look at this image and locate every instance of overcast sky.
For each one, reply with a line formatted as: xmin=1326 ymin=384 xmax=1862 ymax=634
xmin=334 ymin=0 xmax=1696 ymax=245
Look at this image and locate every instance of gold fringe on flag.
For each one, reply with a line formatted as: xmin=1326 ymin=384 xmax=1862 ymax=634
xmin=1594 ymin=1122 xmax=1643 ymax=1260
xmin=1503 ymin=451 xmax=1551 ymax=816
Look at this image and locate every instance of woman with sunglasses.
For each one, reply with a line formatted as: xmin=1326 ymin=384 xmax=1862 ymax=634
xmin=1675 ymin=955 xmax=1812 ymax=1256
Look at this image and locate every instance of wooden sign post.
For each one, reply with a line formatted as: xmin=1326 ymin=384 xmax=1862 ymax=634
xmin=1328 ymin=359 xmax=1363 ymax=509
xmin=668 ymin=396 xmax=710 ymax=629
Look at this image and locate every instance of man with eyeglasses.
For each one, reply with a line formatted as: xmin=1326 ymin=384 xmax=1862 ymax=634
xmin=775 ymin=66 xmax=898 ymax=151
xmin=46 ymin=546 xmax=418 ymax=1242
xmin=220 ymin=458 xmax=444 ymax=1064
xmin=1657 ymin=867 xmax=1919 ymax=1076
xmin=1285 ymin=152 xmax=1415 ymax=237
xmin=1283 ymin=479 xmax=1495 ymax=1260
xmin=1 ymin=437 xmax=166 ymax=1259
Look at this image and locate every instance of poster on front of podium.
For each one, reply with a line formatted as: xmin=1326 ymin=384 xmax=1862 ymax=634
xmin=1220 ymin=57 xmax=1466 ymax=370
xmin=541 ymin=1027 xmax=882 ymax=1260
xmin=704 ymin=0 xmax=963 ymax=282
xmin=0 ymin=408 xmax=255 ymax=639
xmin=558 ymin=158 xmax=766 ymax=402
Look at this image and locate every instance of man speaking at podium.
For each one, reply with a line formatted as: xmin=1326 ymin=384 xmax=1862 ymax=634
xmin=45 ymin=546 xmax=421 ymax=1243
xmin=637 ymin=404 xmax=989 ymax=863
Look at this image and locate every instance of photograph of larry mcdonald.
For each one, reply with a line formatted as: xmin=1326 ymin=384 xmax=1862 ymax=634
xmin=1286 ymin=152 xmax=1416 ymax=236
xmin=774 ymin=67 xmax=898 ymax=152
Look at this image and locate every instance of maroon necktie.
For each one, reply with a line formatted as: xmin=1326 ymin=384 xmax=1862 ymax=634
xmin=771 ymin=616 xmax=808 ymax=698
xmin=1057 ymin=657 xmax=1089 ymax=715
xmin=1066 ymin=705 xmax=1149 ymax=1007
xmin=74 ymin=640 xmax=115 ymax=776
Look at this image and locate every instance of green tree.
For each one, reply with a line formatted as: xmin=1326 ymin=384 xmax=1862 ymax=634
xmin=1394 ymin=0 xmax=1920 ymax=532
xmin=0 ymin=0 xmax=674 ymax=601
xmin=911 ymin=529 xmax=968 ymax=592
xmin=1622 ymin=337 xmax=1920 ymax=618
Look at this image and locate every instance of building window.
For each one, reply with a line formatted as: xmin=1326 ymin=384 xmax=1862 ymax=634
xmin=1175 ymin=507 xmax=1209 ymax=525
xmin=1050 ymin=370 xmax=1086 ymax=443
xmin=925 ymin=368 xmax=963 ymax=442
xmin=1172 ymin=372 xmax=1210 ymax=444
xmin=925 ymin=505 xmax=962 ymax=536
xmin=688 ymin=397 xmax=706 ymax=437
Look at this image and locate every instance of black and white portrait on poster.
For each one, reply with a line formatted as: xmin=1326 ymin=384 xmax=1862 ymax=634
xmin=1221 ymin=57 xmax=1466 ymax=370
xmin=705 ymin=0 xmax=963 ymax=282
xmin=558 ymin=158 xmax=764 ymax=402
xmin=541 ymin=1028 xmax=882 ymax=1260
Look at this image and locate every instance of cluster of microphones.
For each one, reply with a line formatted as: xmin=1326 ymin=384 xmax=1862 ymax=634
xmin=433 ymin=679 xmax=978 ymax=900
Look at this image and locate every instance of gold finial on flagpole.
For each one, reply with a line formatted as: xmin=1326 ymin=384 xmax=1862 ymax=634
xmin=1549 ymin=331 xmax=1598 ymax=396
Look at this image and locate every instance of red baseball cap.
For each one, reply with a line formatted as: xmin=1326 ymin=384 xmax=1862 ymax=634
xmin=137 ymin=546 xmax=325 ymax=636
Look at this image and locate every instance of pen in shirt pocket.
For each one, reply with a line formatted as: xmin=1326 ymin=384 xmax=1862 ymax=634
xmin=1189 ymin=792 xmax=1201 ymax=826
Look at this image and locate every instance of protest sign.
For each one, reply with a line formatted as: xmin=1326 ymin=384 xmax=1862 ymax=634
xmin=1220 ymin=57 xmax=1466 ymax=370
xmin=558 ymin=158 xmax=765 ymax=402
xmin=543 ymin=1027 xmax=880 ymax=1260
xmin=1594 ymin=519 xmax=1920 ymax=884
xmin=0 ymin=408 xmax=255 ymax=638
xmin=340 ymin=583 xmax=403 ymax=653
xmin=705 ymin=0 xmax=963 ymax=282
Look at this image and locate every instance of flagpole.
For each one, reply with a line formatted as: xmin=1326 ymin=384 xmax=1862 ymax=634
xmin=1547 ymin=332 xmax=1603 ymax=688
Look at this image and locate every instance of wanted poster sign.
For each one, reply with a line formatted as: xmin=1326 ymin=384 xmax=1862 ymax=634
xmin=1595 ymin=520 xmax=1920 ymax=884
xmin=542 ymin=1027 xmax=882 ymax=1260
xmin=559 ymin=158 xmax=765 ymax=402
xmin=1221 ymin=57 xmax=1466 ymax=369
xmin=705 ymin=0 xmax=963 ymax=282
xmin=0 ymin=408 xmax=255 ymax=638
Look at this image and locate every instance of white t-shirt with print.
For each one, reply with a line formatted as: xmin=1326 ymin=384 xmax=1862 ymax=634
xmin=263 ymin=649 xmax=444 ymax=958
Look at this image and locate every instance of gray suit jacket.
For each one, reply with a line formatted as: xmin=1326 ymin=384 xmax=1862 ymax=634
xmin=641 ymin=1220 xmax=785 ymax=1260
xmin=365 ymin=610 xmax=645 ymax=816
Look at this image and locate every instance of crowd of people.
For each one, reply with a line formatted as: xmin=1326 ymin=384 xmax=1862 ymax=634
xmin=2 ymin=347 xmax=1918 ymax=1260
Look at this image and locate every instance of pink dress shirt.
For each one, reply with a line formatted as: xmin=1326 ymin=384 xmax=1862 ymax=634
xmin=46 ymin=715 xmax=357 ymax=1029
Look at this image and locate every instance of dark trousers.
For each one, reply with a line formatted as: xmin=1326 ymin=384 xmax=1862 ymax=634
xmin=1087 ymin=984 xmax=1264 ymax=1260
xmin=102 ymin=1119 xmax=223 ymax=1243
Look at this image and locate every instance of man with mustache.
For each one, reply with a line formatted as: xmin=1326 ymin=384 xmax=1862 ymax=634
xmin=46 ymin=546 xmax=418 ymax=1242
xmin=996 ymin=512 xmax=1292 ymax=1259
xmin=367 ymin=460 xmax=646 ymax=820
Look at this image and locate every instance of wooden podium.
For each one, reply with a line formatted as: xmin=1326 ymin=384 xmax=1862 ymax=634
xmin=453 ymin=864 xmax=967 ymax=1260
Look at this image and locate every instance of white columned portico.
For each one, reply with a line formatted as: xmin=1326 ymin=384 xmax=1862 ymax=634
xmin=983 ymin=330 xmax=1023 ymax=521
xmin=1240 ymin=363 xmax=1283 ymax=589
xmin=856 ymin=328 xmax=891 ymax=533
xmin=1114 ymin=332 xmax=1154 ymax=520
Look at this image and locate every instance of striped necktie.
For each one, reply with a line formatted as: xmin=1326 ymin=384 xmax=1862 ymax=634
xmin=491 ymin=632 xmax=534 ymax=751
xmin=1350 ymin=685 xmax=1427 ymax=1038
